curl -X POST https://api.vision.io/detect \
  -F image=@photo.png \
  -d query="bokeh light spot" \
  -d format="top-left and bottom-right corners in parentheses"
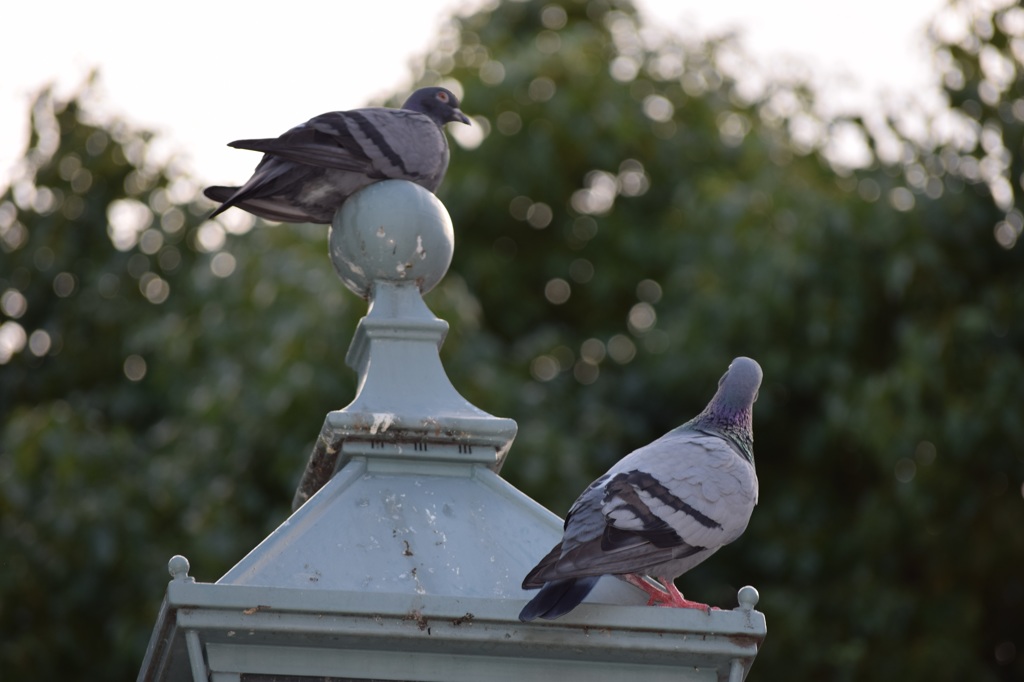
top-left (607, 334), bottom-right (636, 364)
top-left (580, 338), bottom-right (606, 364)
top-left (526, 202), bottom-right (553, 229)
top-left (994, 641), bottom-right (1017, 665)
top-left (610, 56), bottom-right (639, 82)
top-left (994, 220), bottom-right (1020, 248)
top-left (509, 195), bottom-right (533, 221)
top-left (530, 355), bottom-right (560, 382)
top-left (642, 94), bottom-right (674, 123)
top-left (617, 159), bottom-right (649, 196)
top-left (528, 77), bottom-right (556, 102)
top-left (53, 272), bottom-right (76, 298)
top-left (210, 252), bottom-right (237, 278)
top-left (158, 246), bottom-right (182, 272)
top-left (540, 4), bottom-right (567, 30)
top-left (71, 168), bottom-right (93, 194)
top-left (0, 320), bottom-right (28, 363)
top-left (496, 111), bottom-right (522, 135)
top-left (571, 171), bottom-right (617, 215)
top-left (107, 199), bottom-right (153, 251)
top-left (28, 329), bottom-right (51, 356)
top-left (536, 30), bottom-right (561, 55)
top-left (450, 116), bottom-right (489, 149)
top-left (479, 60), bottom-right (506, 85)
top-left (217, 209), bottom-right (254, 236)
top-left (858, 178), bottom-right (881, 202)
top-left (140, 273), bottom-right (170, 304)
top-left (636, 279), bottom-right (662, 303)
top-left (123, 354), bottom-right (147, 381)
top-left (544, 278), bottom-right (571, 304)
top-left (196, 221), bottom-right (226, 252)
top-left (915, 441), bottom-right (937, 465)
top-left (628, 302), bottom-right (656, 333)
top-left (717, 112), bottom-right (750, 147)
top-left (889, 187), bottom-right (916, 212)
top-left (894, 457), bottom-right (917, 483)
top-left (161, 207), bottom-right (186, 234)
top-left (138, 228), bottom-right (164, 255)
top-left (1, 289), bottom-right (28, 318)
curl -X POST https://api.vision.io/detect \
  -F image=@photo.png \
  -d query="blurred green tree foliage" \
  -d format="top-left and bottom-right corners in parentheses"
top-left (1, 1), bottom-right (1022, 680)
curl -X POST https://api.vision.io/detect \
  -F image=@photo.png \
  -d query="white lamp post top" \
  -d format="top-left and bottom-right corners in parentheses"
top-left (138, 181), bottom-right (766, 682)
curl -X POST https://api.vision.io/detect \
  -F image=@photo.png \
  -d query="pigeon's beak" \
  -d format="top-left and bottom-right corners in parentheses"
top-left (452, 109), bottom-right (470, 125)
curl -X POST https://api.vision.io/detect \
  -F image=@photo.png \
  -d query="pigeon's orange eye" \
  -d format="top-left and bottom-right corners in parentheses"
top-left (437, 91), bottom-right (449, 103)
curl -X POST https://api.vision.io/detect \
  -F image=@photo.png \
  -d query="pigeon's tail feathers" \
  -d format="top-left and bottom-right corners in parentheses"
top-left (521, 542), bottom-right (564, 589)
top-left (203, 159), bottom-right (334, 224)
top-left (203, 185), bottom-right (321, 224)
top-left (518, 576), bottom-right (600, 623)
top-left (225, 199), bottom-right (321, 223)
top-left (227, 137), bottom-right (284, 151)
top-left (204, 186), bottom-right (239, 218)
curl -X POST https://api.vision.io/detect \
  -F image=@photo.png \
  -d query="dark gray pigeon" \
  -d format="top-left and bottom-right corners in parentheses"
top-left (203, 87), bottom-right (469, 224)
top-left (519, 357), bottom-right (762, 622)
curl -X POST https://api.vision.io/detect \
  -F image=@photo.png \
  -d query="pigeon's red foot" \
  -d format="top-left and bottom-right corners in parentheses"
top-left (621, 574), bottom-right (714, 613)
top-left (622, 573), bottom-right (667, 604)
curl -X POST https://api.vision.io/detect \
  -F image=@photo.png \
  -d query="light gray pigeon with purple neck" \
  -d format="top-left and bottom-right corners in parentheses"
top-left (519, 356), bottom-right (762, 622)
top-left (203, 86), bottom-right (469, 224)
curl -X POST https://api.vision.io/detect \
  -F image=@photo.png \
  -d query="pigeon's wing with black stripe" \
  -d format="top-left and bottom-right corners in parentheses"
top-left (226, 115), bottom-right (379, 173)
top-left (227, 108), bottom-right (448, 185)
top-left (525, 431), bottom-right (757, 584)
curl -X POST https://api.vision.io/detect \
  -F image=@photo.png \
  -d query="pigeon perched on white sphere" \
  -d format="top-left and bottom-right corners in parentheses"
top-left (204, 87), bottom-right (469, 224)
top-left (519, 356), bottom-right (762, 622)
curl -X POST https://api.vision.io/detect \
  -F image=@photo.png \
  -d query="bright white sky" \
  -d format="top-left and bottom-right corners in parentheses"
top-left (1, 0), bottom-right (949, 190)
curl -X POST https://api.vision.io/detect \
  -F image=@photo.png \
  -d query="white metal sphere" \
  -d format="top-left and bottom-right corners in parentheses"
top-left (329, 180), bottom-right (455, 298)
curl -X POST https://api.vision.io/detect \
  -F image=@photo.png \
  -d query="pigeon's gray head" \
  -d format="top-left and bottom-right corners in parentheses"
top-left (403, 87), bottom-right (471, 126)
top-left (713, 356), bottom-right (762, 412)
top-left (689, 356), bottom-right (762, 460)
